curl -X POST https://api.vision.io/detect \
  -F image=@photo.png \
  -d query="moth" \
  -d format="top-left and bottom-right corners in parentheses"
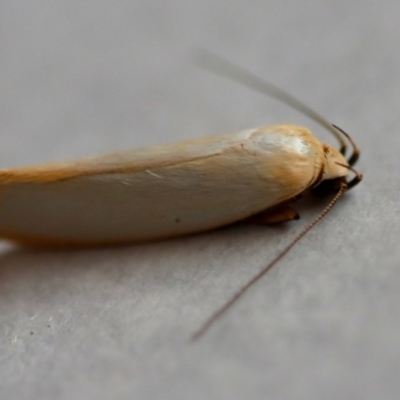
top-left (0, 123), bottom-right (359, 247)
top-left (0, 54), bottom-right (361, 247)
top-left (0, 53), bottom-right (362, 336)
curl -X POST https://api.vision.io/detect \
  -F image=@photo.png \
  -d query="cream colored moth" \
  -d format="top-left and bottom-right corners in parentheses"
top-left (0, 53), bottom-right (361, 247)
top-left (0, 53), bottom-right (362, 336)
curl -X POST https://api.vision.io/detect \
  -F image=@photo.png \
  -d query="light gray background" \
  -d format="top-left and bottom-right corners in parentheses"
top-left (0, 1), bottom-right (398, 399)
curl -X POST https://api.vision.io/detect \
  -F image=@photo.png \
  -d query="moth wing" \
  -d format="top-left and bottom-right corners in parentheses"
top-left (0, 126), bottom-right (321, 246)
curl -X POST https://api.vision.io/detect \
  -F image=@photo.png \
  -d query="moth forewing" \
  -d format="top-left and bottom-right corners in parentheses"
top-left (0, 125), bottom-right (344, 246)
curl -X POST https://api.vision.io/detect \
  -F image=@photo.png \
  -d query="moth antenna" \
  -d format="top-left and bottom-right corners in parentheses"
top-left (196, 49), bottom-right (348, 155)
top-left (332, 124), bottom-right (360, 166)
top-left (191, 183), bottom-right (347, 340)
top-left (335, 162), bottom-right (363, 189)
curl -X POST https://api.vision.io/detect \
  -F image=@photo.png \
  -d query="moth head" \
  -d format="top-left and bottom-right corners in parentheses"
top-left (311, 143), bottom-right (362, 197)
top-left (323, 145), bottom-right (349, 181)
top-left (310, 145), bottom-right (347, 197)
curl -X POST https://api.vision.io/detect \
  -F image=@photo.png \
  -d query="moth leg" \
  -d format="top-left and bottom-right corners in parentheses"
top-left (245, 204), bottom-right (300, 225)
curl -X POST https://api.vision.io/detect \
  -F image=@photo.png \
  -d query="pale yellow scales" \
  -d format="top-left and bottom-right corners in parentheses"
top-left (0, 124), bottom-right (356, 247)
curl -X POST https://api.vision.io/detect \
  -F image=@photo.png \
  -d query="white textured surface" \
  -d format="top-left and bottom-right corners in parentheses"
top-left (0, 1), bottom-right (398, 399)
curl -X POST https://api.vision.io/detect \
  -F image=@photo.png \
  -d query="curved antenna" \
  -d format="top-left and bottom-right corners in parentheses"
top-left (196, 49), bottom-right (348, 156)
top-left (192, 182), bottom-right (347, 340)
top-left (335, 162), bottom-right (363, 189)
top-left (332, 124), bottom-right (360, 166)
